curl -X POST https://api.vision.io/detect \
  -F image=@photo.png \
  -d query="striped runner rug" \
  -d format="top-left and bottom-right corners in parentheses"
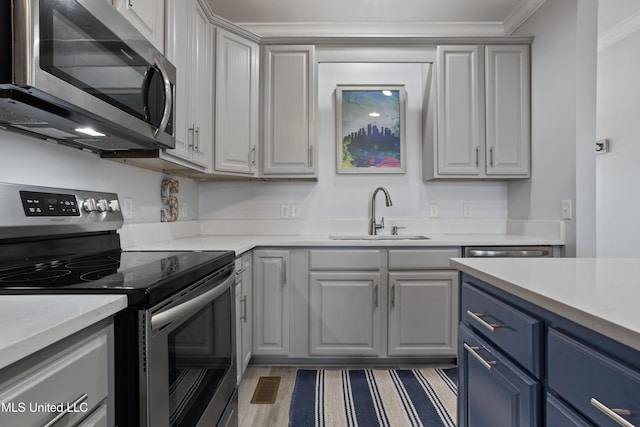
top-left (288, 368), bottom-right (457, 427)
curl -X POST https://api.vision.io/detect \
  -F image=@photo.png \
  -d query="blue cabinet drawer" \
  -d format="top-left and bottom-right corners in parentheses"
top-left (461, 282), bottom-right (542, 376)
top-left (546, 393), bottom-right (594, 427)
top-left (548, 328), bottom-right (640, 427)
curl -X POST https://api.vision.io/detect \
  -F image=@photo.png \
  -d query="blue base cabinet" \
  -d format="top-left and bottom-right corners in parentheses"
top-left (458, 273), bottom-right (640, 427)
top-left (459, 325), bottom-right (540, 427)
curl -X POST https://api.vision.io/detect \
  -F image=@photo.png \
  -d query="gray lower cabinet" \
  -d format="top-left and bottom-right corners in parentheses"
top-left (388, 270), bottom-right (458, 356)
top-left (252, 249), bottom-right (290, 356)
top-left (235, 252), bottom-right (252, 383)
top-left (309, 271), bottom-right (382, 356)
top-left (0, 321), bottom-right (115, 427)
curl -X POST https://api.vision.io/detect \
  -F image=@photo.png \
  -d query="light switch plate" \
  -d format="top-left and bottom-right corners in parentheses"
top-left (463, 203), bottom-right (473, 218)
top-left (429, 204), bottom-right (439, 218)
top-left (280, 204), bottom-right (291, 219)
top-left (561, 200), bottom-right (573, 219)
top-left (122, 198), bottom-right (133, 219)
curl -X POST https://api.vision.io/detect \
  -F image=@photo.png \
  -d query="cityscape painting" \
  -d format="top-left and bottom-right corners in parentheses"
top-left (336, 85), bottom-right (406, 174)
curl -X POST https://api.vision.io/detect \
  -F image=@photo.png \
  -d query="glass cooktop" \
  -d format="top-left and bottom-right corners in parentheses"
top-left (0, 250), bottom-right (235, 307)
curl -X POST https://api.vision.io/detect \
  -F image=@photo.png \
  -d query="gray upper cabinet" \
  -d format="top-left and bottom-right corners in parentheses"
top-left (163, 0), bottom-right (213, 170)
top-left (214, 29), bottom-right (260, 175)
top-left (425, 44), bottom-right (530, 180)
top-left (261, 45), bottom-right (317, 177)
top-left (112, 0), bottom-right (164, 53)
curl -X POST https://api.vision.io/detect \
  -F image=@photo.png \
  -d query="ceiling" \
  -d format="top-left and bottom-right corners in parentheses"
top-left (208, 0), bottom-right (640, 39)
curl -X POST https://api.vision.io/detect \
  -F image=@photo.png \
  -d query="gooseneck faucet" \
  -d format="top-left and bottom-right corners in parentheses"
top-left (368, 187), bottom-right (393, 235)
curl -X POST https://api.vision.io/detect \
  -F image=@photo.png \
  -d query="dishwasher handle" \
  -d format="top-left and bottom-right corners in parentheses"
top-left (464, 247), bottom-right (552, 258)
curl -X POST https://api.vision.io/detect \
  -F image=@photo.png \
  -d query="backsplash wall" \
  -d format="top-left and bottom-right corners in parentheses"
top-left (199, 62), bottom-right (508, 222)
top-left (0, 129), bottom-right (199, 224)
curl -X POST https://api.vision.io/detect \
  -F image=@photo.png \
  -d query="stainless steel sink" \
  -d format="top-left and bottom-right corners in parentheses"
top-left (328, 235), bottom-right (431, 241)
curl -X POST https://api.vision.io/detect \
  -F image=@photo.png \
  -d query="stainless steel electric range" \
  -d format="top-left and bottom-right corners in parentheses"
top-left (0, 182), bottom-right (237, 427)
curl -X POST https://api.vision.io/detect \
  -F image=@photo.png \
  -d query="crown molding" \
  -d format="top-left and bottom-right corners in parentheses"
top-left (503, 0), bottom-right (547, 35)
top-left (598, 9), bottom-right (640, 51)
top-left (237, 21), bottom-right (508, 40)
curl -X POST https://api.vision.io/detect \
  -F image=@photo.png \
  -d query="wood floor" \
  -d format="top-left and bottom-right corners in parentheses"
top-left (238, 367), bottom-right (297, 427)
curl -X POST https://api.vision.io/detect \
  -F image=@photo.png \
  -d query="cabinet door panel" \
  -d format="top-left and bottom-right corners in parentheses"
top-left (458, 325), bottom-right (540, 427)
top-left (215, 30), bottom-right (259, 174)
top-left (388, 271), bottom-right (457, 356)
top-left (253, 251), bottom-right (289, 355)
top-left (546, 394), bottom-right (595, 427)
top-left (262, 46), bottom-right (316, 176)
top-left (436, 45), bottom-right (482, 175)
top-left (485, 45), bottom-right (530, 176)
top-left (115, 0), bottom-right (164, 52)
top-left (309, 272), bottom-right (381, 356)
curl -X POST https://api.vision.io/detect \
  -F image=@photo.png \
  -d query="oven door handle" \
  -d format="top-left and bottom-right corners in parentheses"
top-left (151, 272), bottom-right (234, 331)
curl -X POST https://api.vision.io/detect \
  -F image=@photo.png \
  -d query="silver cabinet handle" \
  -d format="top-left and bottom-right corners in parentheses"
top-left (591, 398), bottom-right (635, 427)
top-left (309, 145), bottom-right (313, 167)
top-left (463, 343), bottom-right (497, 371)
top-left (42, 393), bottom-right (88, 427)
top-left (374, 284), bottom-right (378, 308)
top-left (475, 147), bottom-right (479, 167)
top-left (282, 260), bottom-right (287, 285)
top-left (240, 296), bottom-right (247, 322)
top-left (251, 146), bottom-right (256, 166)
top-left (235, 267), bottom-right (247, 278)
top-left (489, 147), bottom-right (494, 167)
top-left (194, 126), bottom-right (200, 152)
top-left (391, 284), bottom-right (396, 309)
top-left (188, 124), bottom-right (196, 149)
top-left (466, 249), bottom-right (551, 257)
top-left (466, 310), bottom-right (503, 333)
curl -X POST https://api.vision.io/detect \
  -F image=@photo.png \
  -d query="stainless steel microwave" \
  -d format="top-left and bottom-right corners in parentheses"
top-left (0, 0), bottom-right (176, 152)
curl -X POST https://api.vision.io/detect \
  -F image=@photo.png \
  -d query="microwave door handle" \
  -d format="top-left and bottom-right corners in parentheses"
top-left (150, 58), bottom-right (172, 138)
top-left (151, 271), bottom-right (234, 331)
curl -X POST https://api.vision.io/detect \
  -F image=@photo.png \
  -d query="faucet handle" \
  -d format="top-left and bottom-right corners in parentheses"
top-left (391, 226), bottom-right (406, 236)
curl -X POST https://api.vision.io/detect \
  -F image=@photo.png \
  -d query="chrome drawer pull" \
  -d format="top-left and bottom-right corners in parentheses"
top-left (591, 398), bottom-right (635, 427)
top-left (466, 310), bottom-right (503, 332)
top-left (42, 393), bottom-right (88, 427)
top-left (463, 343), bottom-right (497, 371)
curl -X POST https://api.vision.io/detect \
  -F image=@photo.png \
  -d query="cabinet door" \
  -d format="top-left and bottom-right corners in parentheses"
top-left (215, 29), bottom-right (259, 175)
top-left (458, 325), bottom-right (540, 427)
top-left (114, 0), bottom-right (164, 52)
top-left (253, 250), bottom-right (290, 355)
top-left (262, 45), bottom-right (317, 176)
top-left (240, 253), bottom-right (252, 374)
top-left (309, 272), bottom-right (381, 356)
top-left (546, 394), bottom-right (594, 427)
top-left (163, 0), bottom-right (211, 169)
top-left (485, 45), bottom-right (530, 176)
top-left (436, 45), bottom-right (483, 176)
top-left (388, 271), bottom-right (457, 356)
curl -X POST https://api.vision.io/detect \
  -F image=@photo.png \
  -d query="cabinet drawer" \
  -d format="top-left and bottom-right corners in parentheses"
top-left (548, 328), bottom-right (640, 427)
top-left (546, 393), bottom-right (594, 427)
top-left (388, 248), bottom-right (461, 269)
top-left (461, 282), bottom-right (542, 376)
top-left (309, 250), bottom-right (381, 270)
top-left (0, 331), bottom-right (109, 427)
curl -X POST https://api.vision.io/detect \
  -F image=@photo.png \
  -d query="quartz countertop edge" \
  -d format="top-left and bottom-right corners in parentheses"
top-left (124, 233), bottom-right (564, 255)
top-left (450, 258), bottom-right (640, 353)
top-left (0, 294), bottom-right (127, 370)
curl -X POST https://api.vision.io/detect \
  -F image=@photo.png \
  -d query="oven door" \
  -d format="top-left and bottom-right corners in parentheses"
top-left (142, 266), bottom-right (236, 427)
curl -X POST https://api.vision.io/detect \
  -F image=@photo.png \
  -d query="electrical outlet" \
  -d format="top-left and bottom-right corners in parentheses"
top-left (561, 200), bottom-right (573, 219)
top-left (291, 204), bottom-right (302, 219)
top-left (429, 204), bottom-right (439, 218)
top-left (463, 203), bottom-right (473, 218)
top-left (181, 202), bottom-right (188, 218)
top-left (280, 204), bottom-right (291, 219)
top-left (122, 197), bottom-right (134, 219)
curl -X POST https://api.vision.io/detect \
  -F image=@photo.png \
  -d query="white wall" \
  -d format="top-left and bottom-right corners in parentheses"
top-left (509, 0), bottom-right (597, 257)
top-left (0, 129), bottom-right (199, 224)
top-left (199, 61), bottom-right (508, 222)
top-left (596, 28), bottom-right (640, 257)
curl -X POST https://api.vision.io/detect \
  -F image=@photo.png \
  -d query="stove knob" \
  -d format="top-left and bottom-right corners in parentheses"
top-left (108, 200), bottom-right (120, 212)
top-left (96, 199), bottom-right (108, 212)
top-left (83, 198), bottom-right (97, 212)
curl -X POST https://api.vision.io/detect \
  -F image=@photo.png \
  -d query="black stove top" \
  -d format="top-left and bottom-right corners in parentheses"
top-left (0, 249), bottom-right (235, 307)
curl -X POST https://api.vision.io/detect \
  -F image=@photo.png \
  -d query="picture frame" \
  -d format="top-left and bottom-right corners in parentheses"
top-left (335, 85), bottom-right (406, 174)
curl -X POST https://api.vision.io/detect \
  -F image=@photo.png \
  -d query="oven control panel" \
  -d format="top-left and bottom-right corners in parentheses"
top-left (20, 191), bottom-right (80, 217)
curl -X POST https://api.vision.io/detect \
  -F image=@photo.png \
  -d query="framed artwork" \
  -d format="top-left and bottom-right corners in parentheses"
top-left (335, 85), bottom-right (406, 174)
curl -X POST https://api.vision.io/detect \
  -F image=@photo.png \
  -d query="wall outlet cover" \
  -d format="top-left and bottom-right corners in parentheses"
top-left (280, 204), bottom-right (291, 219)
top-left (463, 203), bottom-right (473, 218)
top-left (429, 204), bottom-right (439, 218)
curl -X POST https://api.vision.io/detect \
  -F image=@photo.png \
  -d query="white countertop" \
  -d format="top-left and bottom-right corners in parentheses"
top-left (450, 258), bottom-right (640, 353)
top-left (126, 233), bottom-right (564, 255)
top-left (0, 294), bottom-right (127, 370)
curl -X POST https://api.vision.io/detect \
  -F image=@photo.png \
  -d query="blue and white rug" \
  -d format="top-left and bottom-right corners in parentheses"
top-left (288, 368), bottom-right (457, 427)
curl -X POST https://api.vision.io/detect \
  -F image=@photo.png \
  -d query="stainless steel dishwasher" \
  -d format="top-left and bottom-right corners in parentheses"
top-left (463, 246), bottom-right (554, 258)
